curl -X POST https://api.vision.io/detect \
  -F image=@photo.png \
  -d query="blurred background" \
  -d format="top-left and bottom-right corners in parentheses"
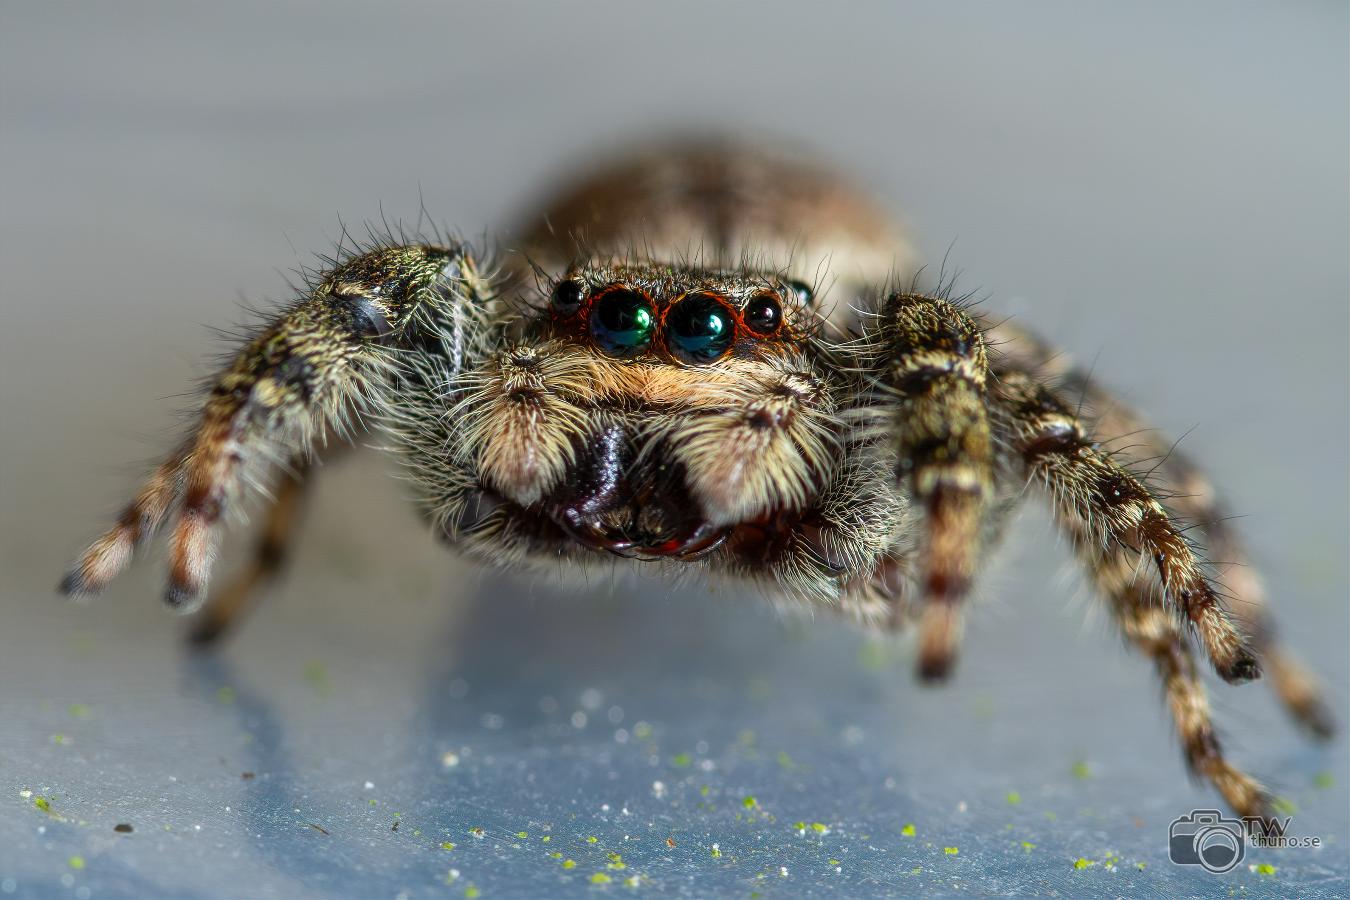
top-left (1, 2), bottom-right (1346, 897)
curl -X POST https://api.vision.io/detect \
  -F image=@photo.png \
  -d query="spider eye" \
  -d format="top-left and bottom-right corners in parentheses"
top-left (589, 288), bottom-right (655, 357)
top-left (784, 279), bottom-right (814, 306)
top-left (666, 293), bottom-right (735, 363)
top-left (744, 294), bottom-right (782, 335)
top-left (551, 279), bottom-right (585, 315)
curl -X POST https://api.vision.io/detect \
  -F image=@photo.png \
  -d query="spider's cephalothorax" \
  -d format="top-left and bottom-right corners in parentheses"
top-left (61, 141), bottom-right (1331, 827)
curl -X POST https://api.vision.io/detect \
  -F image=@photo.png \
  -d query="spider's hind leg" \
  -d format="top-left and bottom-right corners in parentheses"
top-left (991, 322), bottom-right (1332, 736)
top-left (187, 454), bottom-right (315, 646)
top-left (994, 368), bottom-right (1260, 684)
top-left (1096, 540), bottom-right (1272, 822)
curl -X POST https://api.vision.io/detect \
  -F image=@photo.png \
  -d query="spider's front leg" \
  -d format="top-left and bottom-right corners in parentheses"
top-left (862, 293), bottom-right (995, 680)
top-left (60, 241), bottom-right (491, 612)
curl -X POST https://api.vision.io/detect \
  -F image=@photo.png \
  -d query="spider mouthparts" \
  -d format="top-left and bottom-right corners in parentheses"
top-left (547, 504), bottom-right (727, 560)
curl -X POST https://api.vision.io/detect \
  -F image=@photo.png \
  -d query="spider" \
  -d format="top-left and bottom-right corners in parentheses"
top-left (60, 140), bottom-right (1330, 824)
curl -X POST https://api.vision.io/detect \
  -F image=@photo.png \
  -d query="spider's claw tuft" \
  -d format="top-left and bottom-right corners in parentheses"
top-left (57, 569), bottom-right (92, 597)
top-left (163, 580), bottom-right (203, 613)
top-left (915, 603), bottom-right (961, 683)
top-left (1216, 650), bottom-right (1262, 685)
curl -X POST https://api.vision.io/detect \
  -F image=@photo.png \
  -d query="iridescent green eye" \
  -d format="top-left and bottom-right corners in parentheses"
top-left (666, 293), bottom-right (734, 363)
top-left (784, 279), bottom-right (814, 306)
top-left (588, 288), bottom-right (655, 357)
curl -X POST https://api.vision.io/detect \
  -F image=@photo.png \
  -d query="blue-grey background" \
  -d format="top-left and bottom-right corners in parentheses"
top-left (1, 1), bottom-right (1346, 897)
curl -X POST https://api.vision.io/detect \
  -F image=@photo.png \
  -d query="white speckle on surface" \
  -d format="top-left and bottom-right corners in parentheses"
top-left (607, 705), bottom-right (624, 724)
top-left (60, 875), bottom-right (74, 888)
top-left (441, 751), bottom-right (460, 768)
top-left (571, 711), bottom-right (587, 729)
top-left (614, 728), bottom-right (629, 743)
top-left (17, 790), bottom-right (31, 800)
top-left (957, 801), bottom-right (968, 814)
top-left (601, 803), bottom-right (610, 812)
top-left (651, 781), bottom-right (666, 799)
top-left (580, 688), bottom-right (603, 711)
top-left (364, 781), bottom-right (374, 790)
top-left (780, 867), bottom-right (789, 878)
top-left (480, 713), bottom-right (504, 730)
top-left (695, 740), bottom-right (709, 754)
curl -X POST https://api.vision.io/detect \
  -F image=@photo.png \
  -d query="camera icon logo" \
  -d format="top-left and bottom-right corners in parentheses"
top-left (1169, 809), bottom-right (1246, 873)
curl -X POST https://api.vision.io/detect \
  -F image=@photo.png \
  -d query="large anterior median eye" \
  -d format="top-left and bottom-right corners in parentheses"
top-left (666, 292), bottom-right (735, 363)
top-left (589, 288), bottom-right (655, 357)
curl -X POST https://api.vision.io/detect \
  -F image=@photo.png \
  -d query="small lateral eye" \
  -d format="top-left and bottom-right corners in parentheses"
top-left (744, 293), bottom-right (782, 335)
top-left (666, 292), bottom-right (735, 363)
top-left (551, 279), bottom-right (586, 315)
top-left (589, 288), bottom-right (655, 357)
top-left (784, 279), bottom-right (814, 306)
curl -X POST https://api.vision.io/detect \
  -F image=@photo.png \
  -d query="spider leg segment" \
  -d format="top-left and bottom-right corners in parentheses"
top-left (60, 242), bottom-right (488, 611)
top-left (1080, 395), bottom-right (1334, 738)
top-left (988, 320), bottom-right (1331, 735)
top-left (186, 455), bottom-right (313, 646)
top-left (867, 294), bottom-right (994, 680)
top-left (1096, 541), bottom-right (1272, 822)
top-left (994, 368), bottom-right (1260, 684)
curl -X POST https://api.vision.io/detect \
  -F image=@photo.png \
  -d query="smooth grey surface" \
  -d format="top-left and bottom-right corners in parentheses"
top-left (1, 2), bottom-right (1347, 898)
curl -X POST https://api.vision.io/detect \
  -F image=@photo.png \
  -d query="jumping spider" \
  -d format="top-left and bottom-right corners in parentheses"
top-left (61, 141), bottom-right (1330, 824)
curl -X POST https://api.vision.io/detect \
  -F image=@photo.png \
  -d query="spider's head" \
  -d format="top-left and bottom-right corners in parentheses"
top-left (448, 260), bottom-right (843, 567)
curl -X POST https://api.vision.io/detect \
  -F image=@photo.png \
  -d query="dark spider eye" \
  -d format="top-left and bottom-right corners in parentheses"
top-left (666, 292), bottom-right (735, 363)
top-left (784, 279), bottom-right (814, 306)
top-left (551, 279), bottom-right (585, 315)
top-left (744, 294), bottom-right (782, 335)
top-left (589, 288), bottom-right (655, 357)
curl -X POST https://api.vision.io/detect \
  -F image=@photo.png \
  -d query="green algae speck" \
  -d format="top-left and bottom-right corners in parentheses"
top-left (901, 823), bottom-right (915, 837)
top-left (590, 872), bottom-right (612, 884)
top-left (943, 847), bottom-right (958, 856)
top-left (1005, 791), bottom-right (1021, 805)
top-left (1073, 857), bottom-right (1094, 870)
